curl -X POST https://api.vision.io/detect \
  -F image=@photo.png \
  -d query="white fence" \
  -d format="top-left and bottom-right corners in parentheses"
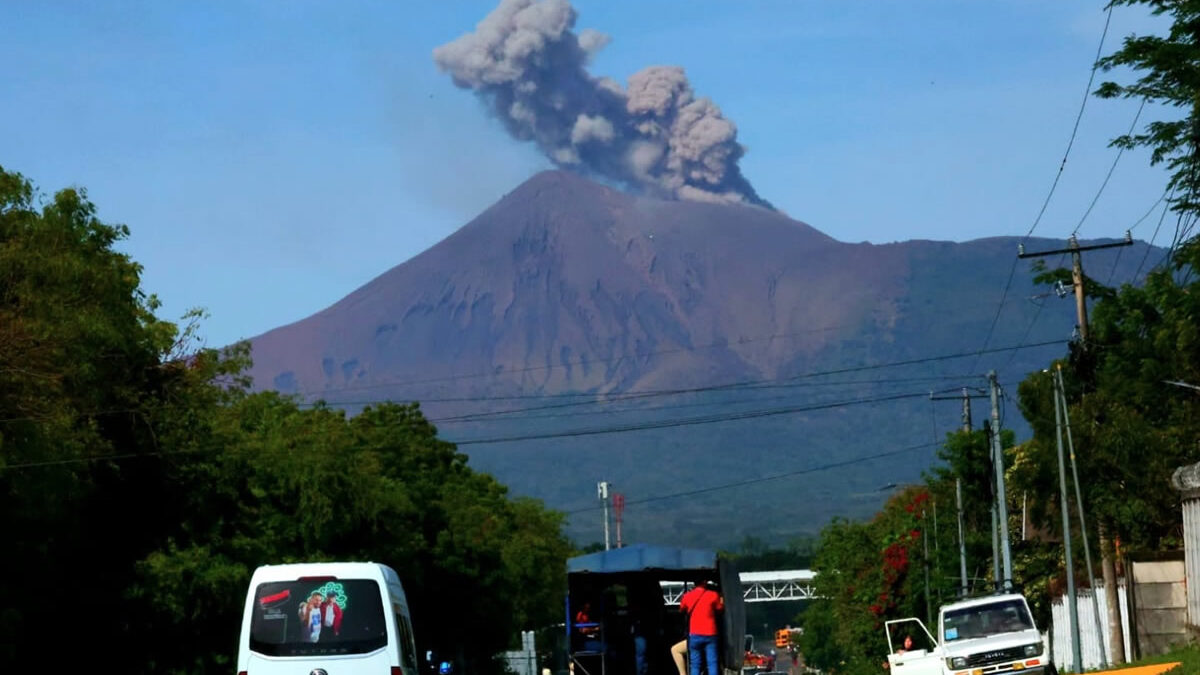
top-left (503, 630), bottom-right (538, 675)
top-left (1049, 582), bottom-right (1131, 672)
top-left (1183, 498), bottom-right (1200, 627)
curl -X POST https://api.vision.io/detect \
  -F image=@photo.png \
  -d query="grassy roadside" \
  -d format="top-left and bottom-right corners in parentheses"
top-left (1104, 644), bottom-right (1200, 674)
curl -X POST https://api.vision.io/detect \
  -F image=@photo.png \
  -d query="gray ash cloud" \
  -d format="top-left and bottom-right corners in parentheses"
top-left (433, 0), bottom-right (772, 209)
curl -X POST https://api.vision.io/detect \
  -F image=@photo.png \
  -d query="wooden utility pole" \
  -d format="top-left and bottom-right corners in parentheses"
top-left (1017, 232), bottom-right (1132, 344)
top-left (1019, 232), bottom-right (1132, 664)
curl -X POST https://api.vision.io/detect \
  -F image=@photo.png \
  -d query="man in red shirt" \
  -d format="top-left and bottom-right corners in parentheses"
top-left (679, 581), bottom-right (724, 675)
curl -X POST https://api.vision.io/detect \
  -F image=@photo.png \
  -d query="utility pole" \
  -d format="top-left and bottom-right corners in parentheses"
top-left (597, 481), bottom-right (611, 551)
top-left (958, 389), bottom-right (969, 596)
top-left (931, 387), bottom-right (988, 597)
top-left (1020, 232), bottom-right (1132, 663)
top-left (923, 504), bottom-right (932, 625)
top-left (1057, 366), bottom-right (1108, 668)
top-left (1054, 381), bottom-right (1082, 673)
top-left (613, 492), bottom-right (625, 549)
top-left (988, 371), bottom-right (1013, 591)
top-left (984, 419), bottom-right (1001, 591)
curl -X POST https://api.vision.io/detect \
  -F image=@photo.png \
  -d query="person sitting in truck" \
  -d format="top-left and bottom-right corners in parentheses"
top-left (670, 639), bottom-right (688, 675)
top-left (894, 634), bottom-right (914, 654)
top-left (574, 600), bottom-right (604, 655)
top-left (575, 601), bottom-right (600, 637)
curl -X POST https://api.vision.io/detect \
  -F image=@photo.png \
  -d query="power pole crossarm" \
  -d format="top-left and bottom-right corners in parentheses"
top-left (1017, 233), bottom-right (1133, 343)
top-left (1016, 232), bottom-right (1134, 259)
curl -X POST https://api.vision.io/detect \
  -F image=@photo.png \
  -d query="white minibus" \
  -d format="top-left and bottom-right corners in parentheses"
top-left (237, 561), bottom-right (420, 675)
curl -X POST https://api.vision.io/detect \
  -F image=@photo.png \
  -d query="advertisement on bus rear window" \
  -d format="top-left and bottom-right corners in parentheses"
top-left (250, 579), bottom-right (388, 657)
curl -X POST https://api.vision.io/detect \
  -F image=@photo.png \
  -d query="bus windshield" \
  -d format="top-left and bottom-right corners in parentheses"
top-left (249, 578), bottom-right (388, 656)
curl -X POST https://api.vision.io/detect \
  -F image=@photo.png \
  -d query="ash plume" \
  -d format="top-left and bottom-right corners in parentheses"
top-left (433, 0), bottom-right (772, 209)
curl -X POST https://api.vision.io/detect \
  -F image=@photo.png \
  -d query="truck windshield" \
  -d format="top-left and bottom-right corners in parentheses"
top-left (943, 599), bottom-right (1034, 642)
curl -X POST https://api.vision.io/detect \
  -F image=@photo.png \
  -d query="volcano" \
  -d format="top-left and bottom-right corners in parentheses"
top-left (246, 170), bottom-right (1159, 547)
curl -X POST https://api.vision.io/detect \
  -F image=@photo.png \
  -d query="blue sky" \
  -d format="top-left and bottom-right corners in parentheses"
top-left (0, 1), bottom-right (1173, 348)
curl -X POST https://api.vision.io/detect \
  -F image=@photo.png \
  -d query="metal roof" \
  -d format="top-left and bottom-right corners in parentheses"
top-left (566, 543), bottom-right (719, 574)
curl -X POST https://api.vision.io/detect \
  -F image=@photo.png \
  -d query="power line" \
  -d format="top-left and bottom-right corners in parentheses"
top-left (1006, 199), bottom-right (1168, 366)
top-left (1001, 185), bottom-right (1162, 372)
top-left (971, 1), bottom-right (1115, 373)
top-left (449, 390), bottom-right (932, 446)
top-left (305, 340), bottom-right (1063, 421)
top-left (426, 374), bottom-right (980, 424)
top-left (1073, 98), bottom-right (1147, 237)
top-left (1133, 198), bottom-right (1174, 281)
top-left (1109, 190), bottom-right (1168, 285)
top-left (565, 441), bottom-right (941, 515)
top-left (1029, 0), bottom-right (1115, 240)
top-left (301, 368), bottom-right (1027, 410)
top-left (0, 446), bottom-right (208, 471)
top-left (291, 292), bottom-right (1053, 404)
top-left (0, 342), bottom-right (1064, 431)
top-left (4, 390), bottom-right (938, 468)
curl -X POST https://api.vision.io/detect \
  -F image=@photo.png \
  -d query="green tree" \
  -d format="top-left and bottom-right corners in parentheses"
top-left (926, 427), bottom-right (1017, 591)
top-left (0, 165), bottom-right (576, 673)
top-left (0, 165), bottom-right (196, 660)
top-left (1097, 0), bottom-right (1200, 224)
top-left (131, 397), bottom-right (574, 674)
top-left (1013, 241), bottom-right (1200, 555)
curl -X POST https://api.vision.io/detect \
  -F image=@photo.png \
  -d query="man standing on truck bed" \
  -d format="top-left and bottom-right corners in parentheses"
top-left (679, 581), bottom-right (724, 675)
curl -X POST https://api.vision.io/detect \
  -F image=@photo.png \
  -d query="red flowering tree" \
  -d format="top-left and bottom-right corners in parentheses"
top-left (804, 485), bottom-right (930, 672)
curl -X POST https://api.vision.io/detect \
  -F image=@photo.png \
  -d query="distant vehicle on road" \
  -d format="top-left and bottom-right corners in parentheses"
top-left (237, 561), bottom-right (421, 675)
top-left (742, 635), bottom-right (776, 673)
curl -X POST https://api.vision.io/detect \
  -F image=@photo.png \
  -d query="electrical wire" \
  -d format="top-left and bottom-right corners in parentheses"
top-left (1073, 98), bottom-right (1146, 237)
top-left (0, 392), bottom-right (938, 470)
top-left (309, 372), bottom-right (981, 414)
top-left (564, 441), bottom-right (942, 515)
top-left (1134, 199), bottom-right (1175, 281)
top-left (299, 340), bottom-right (1063, 421)
top-left (427, 374), bottom-right (979, 425)
top-left (0, 446), bottom-right (210, 471)
top-left (971, 1), bottom-right (1115, 373)
top-left (292, 294), bottom-right (1050, 404)
top-left (449, 390), bottom-right (932, 446)
top-left (1108, 190), bottom-right (1169, 285)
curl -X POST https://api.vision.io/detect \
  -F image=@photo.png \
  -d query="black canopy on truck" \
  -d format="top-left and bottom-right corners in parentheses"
top-left (566, 544), bottom-right (745, 675)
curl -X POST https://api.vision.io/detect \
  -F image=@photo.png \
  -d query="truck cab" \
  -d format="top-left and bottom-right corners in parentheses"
top-left (886, 593), bottom-right (1053, 675)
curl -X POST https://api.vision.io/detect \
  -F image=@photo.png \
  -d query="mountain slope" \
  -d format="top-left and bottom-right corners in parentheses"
top-left (246, 170), bottom-right (1161, 547)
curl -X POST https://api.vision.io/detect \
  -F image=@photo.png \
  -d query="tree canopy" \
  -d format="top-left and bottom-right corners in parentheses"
top-left (0, 166), bottom-right (574, 673)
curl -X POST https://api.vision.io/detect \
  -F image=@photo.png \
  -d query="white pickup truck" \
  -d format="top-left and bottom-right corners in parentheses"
top-left (885, 593), bottom-right (1055, 675)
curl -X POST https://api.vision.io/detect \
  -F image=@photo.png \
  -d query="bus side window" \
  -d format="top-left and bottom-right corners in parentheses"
top-left (395, 605), bottom-right (417, 672)
top-left (402, 616), bottom-right (418, 670)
